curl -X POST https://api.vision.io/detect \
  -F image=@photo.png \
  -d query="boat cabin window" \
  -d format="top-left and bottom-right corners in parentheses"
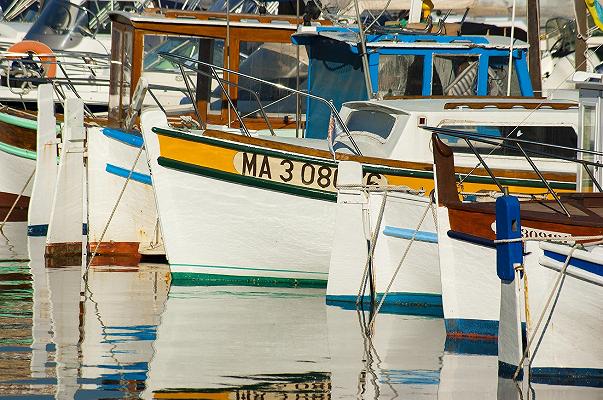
top-left (580, 106), bottom-right (597, 191)
top-left (143, 35), bottom-right (225, 114)
top-left (440, 125), bottom-right (577, 159)
top-left (487, 56), bottom-right (521, 96)
top-left (108, 27), bottom-right (133, 123)
top-left (378, 55), bottom-right (424, 97)
top-left (432, 55), bottom-right (479, 96)
top-left (220, 41), bottom-right (309, 116)
top-left (346, 109), bottom-right (397, 140)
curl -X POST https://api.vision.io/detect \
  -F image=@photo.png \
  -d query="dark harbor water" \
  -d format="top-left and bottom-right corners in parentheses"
top-left (0, 244), bottom-right (601, 398)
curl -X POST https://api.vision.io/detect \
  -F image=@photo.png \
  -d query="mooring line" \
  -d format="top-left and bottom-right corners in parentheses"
top-left (0, 168), bottom-right (35, 233)
top-left (84, 145), bottom-right (144, 281)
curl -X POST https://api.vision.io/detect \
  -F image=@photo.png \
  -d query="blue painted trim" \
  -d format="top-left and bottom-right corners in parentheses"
top-left (27, 224), bottom-right (48, 237)
top-left (476, 54), bottom-right (489, 96)
top-left (447, 230), bottom-right (495, 248)
top-left (28, 223), bottom-right (86, 236)
top-left (544, 250), bottom-right (603, 277)
top-left (444, 337), bottom-right (498, 356)
top-left (422, 53), bottom-right (433, 96)
top-left (102, 128), bottom-right (144, 148)
top-left (383, 226), bottom-right (438, 243)
top-left (368, 52), bottom-right (379, 93)
top-left (105, 164), bottom-right (152, 186)
top-left (498, 361), bottom-right (523, 380)
top-left (445, 318), bottom-right (499, 338)
top-left (326, 292), bottom-right (443, 317)
top-left (515, 55), bottom-right (534, 96)
top-left (531, 367), bottom-right (603, 388)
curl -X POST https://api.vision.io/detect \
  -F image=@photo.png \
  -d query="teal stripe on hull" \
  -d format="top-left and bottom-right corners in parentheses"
top-left (0, 141), bottom-right (36, 160)
top-left (171, 271), bottom-right (327, 288)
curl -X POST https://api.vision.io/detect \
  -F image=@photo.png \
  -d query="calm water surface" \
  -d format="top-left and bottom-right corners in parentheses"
top-left (0, 242), bottom-right (600, 398)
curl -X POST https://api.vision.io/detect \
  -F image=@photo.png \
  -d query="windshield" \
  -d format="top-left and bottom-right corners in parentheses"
top-left (24, 0), bottom-right (141, 50)
top-left (208, 0), bottom-right (262, 13)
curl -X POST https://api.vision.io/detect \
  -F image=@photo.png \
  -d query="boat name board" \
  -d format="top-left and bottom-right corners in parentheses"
top-left (233, 151), bottom-right (388, 192)
top-left (491, 222), bottom-right (572, 240)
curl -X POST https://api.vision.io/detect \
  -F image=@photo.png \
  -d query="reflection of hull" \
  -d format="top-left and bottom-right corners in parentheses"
top-left (0, 221), bottom-right (28, 260)
top-left (79, 264), bottom-right (170, 397)
top-left (326, 307), bottom-right (445, 399)
top-left (439, 351), bottom-right (603, 398)
top-left (143, 286), bottom-right (330, 397)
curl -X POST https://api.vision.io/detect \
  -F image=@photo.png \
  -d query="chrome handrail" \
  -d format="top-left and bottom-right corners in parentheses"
top-left (426, 126), bottom-right (603, 217)
top-left (159, 51), bottom-right (363, 156)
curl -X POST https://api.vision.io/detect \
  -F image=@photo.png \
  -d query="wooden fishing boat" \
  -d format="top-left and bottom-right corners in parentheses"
top-left (433, 130), bottom-right (603, 344)
top-left (2, 9), bottom-right (325, 264)
top-left (141, 92), bottom-right (580, 288)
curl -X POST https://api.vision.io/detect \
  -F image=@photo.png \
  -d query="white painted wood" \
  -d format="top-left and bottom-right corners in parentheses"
top-left (327, 161), bottom-right (368, 297)
top-left (46, 98), bottom-right (85, 246)
top-left (28, 84), bottom-right (58, 232)
top-left (409, 0), bottom-right (423, 23)
top-left (526, 241), bottom-right (603, 373)
top-left (86, 126), bottom-right (161, 254)
top-left (497, 270), bottom-right (523, 373)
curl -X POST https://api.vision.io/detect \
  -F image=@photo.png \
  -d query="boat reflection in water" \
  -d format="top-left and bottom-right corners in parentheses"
top-left (143, 284), bottom-right (444, 399)
top-left (1, 245), bottom-right (600, 398)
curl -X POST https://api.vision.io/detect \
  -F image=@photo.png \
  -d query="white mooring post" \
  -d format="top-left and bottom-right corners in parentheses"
top-left (326, 161), bottom-right (370, 305)
top-left (27, 84), bottom-right (58, 261)
top-left (45, 98), bottom-right (86, 267)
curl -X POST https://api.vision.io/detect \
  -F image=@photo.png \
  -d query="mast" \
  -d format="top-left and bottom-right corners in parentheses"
top-left (527, 0), bottom-right (542, 95)
top-left (353, 0), bottom-right (374, 99)
top-left (575, 0), bottom-right (587, 72)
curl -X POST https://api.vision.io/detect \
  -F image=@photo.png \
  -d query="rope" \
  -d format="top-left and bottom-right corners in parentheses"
top-left (494, 235), bottom-right (603, 244)
top-left (511, 239), bottom-right (603, 380)
top-left (514, 264), bottom-right (532, 337)
top-left (356, 190), bottom-right (388, 305)
top-left (0, 168), bottom-right (35, 233)
top-left (369, 200), bottom-right (435, 328)
top-left (83, 144), bottom-right (144, 281)
top-left (337, 183), bottom-right (424, 195)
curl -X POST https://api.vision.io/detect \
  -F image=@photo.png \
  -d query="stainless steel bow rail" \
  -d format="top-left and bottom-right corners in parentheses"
top-left (1, 55), bottom-right (188, 117)
top-left (425, 125), bottom-right (603, 217)
top-left (158, 51), bottom-right (363, 156)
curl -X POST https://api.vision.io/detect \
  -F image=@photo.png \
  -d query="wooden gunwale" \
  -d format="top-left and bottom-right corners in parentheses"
top-left (202, 128), bottom-right (575, 182)
top-left (432, 134), bottom-right (603, 239)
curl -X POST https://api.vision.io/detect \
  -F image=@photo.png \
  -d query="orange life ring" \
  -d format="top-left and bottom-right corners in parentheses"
top-left (6, 40), bottom-right (57, 79)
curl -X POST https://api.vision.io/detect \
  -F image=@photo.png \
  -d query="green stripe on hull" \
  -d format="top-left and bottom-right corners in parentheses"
top-left (154, 127), bottom-right (576, 191)
top-left (158, 156), bottom-right (338, 202)
top-left (0, 141), bottom-right (36, 160)
top-left (171, 271), bottom-right (327, 288)
top-left (0, 112), bottom-right (38, 131)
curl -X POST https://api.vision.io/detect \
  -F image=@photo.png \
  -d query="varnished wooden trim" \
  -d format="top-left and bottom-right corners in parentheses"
top-left (443, 102), bottom-right (576, 110)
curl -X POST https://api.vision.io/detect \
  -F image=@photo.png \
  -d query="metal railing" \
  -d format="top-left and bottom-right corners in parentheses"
top-left (425, 125), bottom-right (603, 217)
top-left (159, 51), bottom-right (363, 156)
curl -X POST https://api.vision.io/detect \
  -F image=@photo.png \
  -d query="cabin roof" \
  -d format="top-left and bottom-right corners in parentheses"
top-left (294, 27), bottom-right (529, 50)
top-left (343, 97), bottom-right (578, 114)
top-left (109, 10), bottom-right (321, 30)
